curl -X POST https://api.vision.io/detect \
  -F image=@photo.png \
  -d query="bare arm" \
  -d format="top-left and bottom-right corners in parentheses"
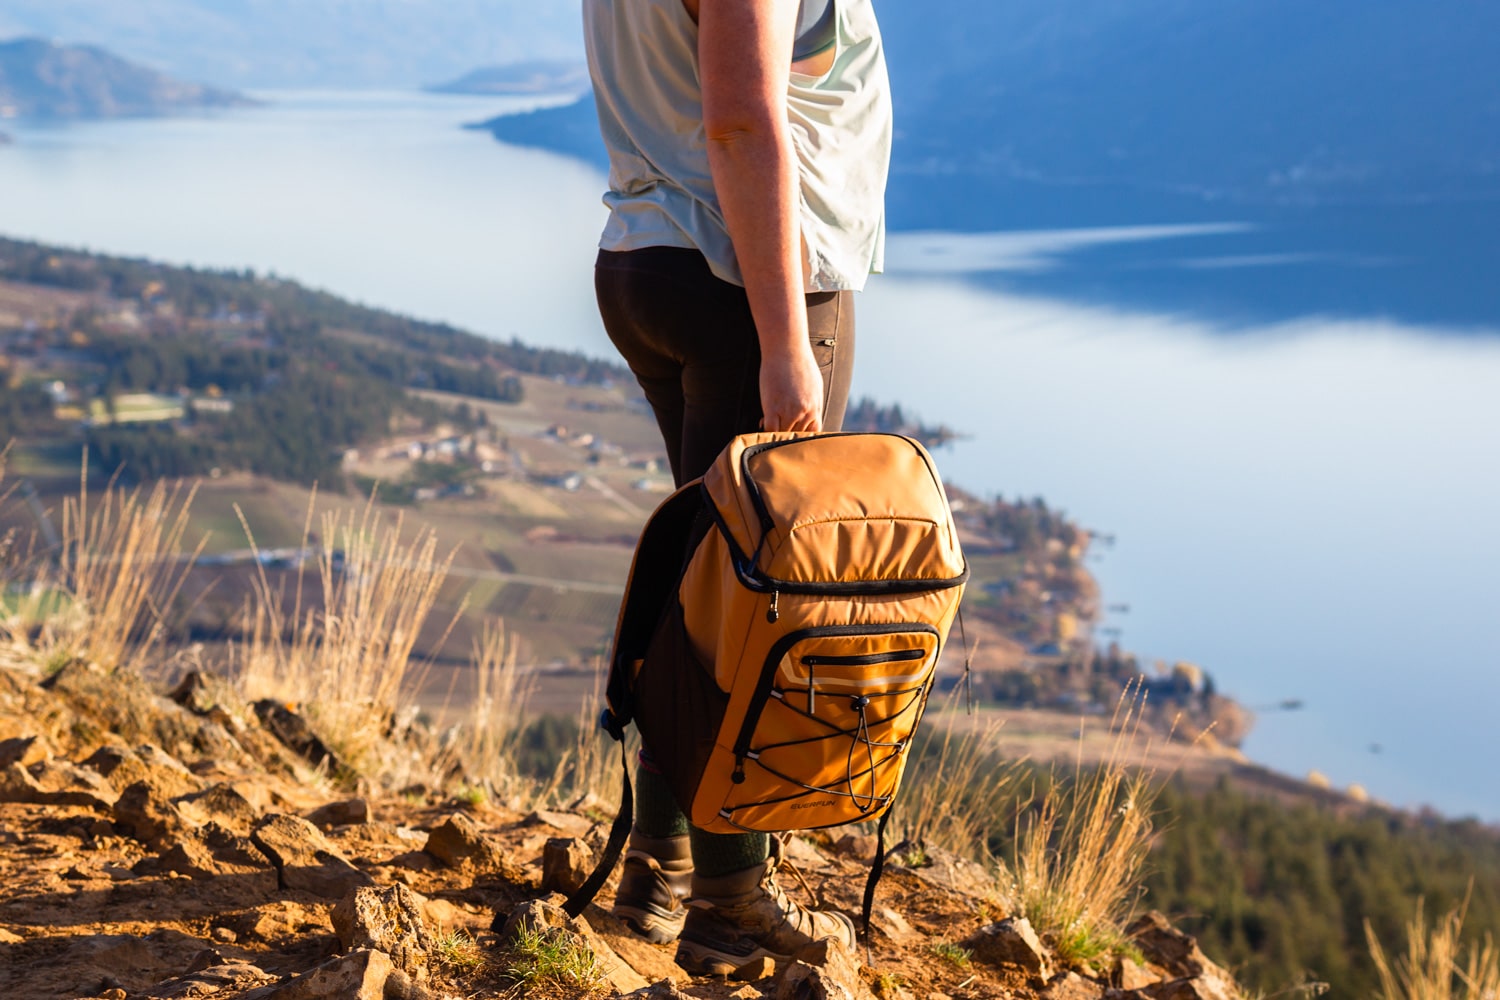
top-left (696, 0), bottom-right (823, 432)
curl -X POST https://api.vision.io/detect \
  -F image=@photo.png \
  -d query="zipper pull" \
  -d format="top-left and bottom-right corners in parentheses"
top-left (808, 660), bottom-right (816, 715)
top-left (732, 757), bottom-right (747, 784)
top-left (766, 589), bottom-right (779, 623)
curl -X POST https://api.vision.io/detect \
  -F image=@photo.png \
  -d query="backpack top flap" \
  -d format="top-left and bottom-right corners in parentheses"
top-left (703, 431), bottom-right (967, 591)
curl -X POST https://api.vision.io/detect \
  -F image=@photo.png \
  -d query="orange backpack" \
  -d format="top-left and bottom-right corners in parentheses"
top-left (563, 432), bottom-right (968, 926)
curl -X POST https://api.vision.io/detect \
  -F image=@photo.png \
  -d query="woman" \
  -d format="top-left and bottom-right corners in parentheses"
top-left (583, 0), bottom-right (892, 975)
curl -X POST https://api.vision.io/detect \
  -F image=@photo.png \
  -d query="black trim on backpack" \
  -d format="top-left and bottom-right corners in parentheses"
top-left (861, 807), bottom-right (892, 958)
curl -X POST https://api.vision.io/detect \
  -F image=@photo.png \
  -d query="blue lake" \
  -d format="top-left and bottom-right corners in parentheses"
top-left (2, 90), bottom-right (1497, 820)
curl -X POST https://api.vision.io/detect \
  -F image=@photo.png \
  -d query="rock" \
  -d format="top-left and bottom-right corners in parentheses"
top-left (0, 759), bottom-right (118, 810)
top-left (333, 884), bottom-right (435, 979)
top-left (736, 956), bottom-right (778, 981)
top-left (782, 834), bottom-right (829, 868)
top-left (1127, 913), bottom-right (1207, 978)
top-left (0, 735), bottom-right (50, 769)
top-left (252, 699), bottom-right (342, 771)
top-left (142, 830), bottom-right (268, 880)
top-left (242, 948), bottom-right (394, 1000)
top-left (424, 812), bottom-right (505, 870)
top-left (1127, 914), bottom-right (1240, 1000)
top-left (391, 850), bottom-right (440, 872)
top-left (495, 898), bottom-right (570, 943)
top-left (383, 968), bottom-right (442, 1000)
top-left (251, 814), bottom-right (374, 898)
top-left (167, 670), bottom-right (236, 715)
top-left (569, 919), bottom-right (650, 994)
top-left (541, 837), bottom-right (593, 893)
top-left (776, 936), bottom-right (874, 999)
top-left (176, 783), bottom-right (262, 834)
top-left (139, 837), bottom-right (219, 878)
top-left (308, 798), bottom-right (370, 828)
top-left (1115, 956), bottom-right (1158, 990)
top-left (421, 898), bottom-right (478, 933)
top-left (224, 901), bottom-right (325, 945)
top-left (44, 660), bottom-right (204, 758)
top-left (494, 896), bottom-right (648, 993)
top-left (624, 981), bottom-right (696, 1000)
top-left (524, 809), bottom-right (594, 837)
top-left (963, 917), bottom-right (1052, 980)
top-left (1047, 971), bottom-right (1107, 1000)
top-left (833, 833), bottom-right (878, 859)
top-left (869, 906), bottom-right (917, 945)
top-left (1142, 979), bottom-right (1239, 1000)
top-left (144, 961), bottom-right (278, 999)
top-left (114, 778), bottom-right (189, 845)
top-left (202, 821), bottom-right (268, 866)
top-left (191, 715), bottom-right (257, 767)
top-left (82, 744), bottom-right (201, 799)
top-left (906, 843), bottom-right (994, 898)
top-left (584, 908), bottom-right (687, 983)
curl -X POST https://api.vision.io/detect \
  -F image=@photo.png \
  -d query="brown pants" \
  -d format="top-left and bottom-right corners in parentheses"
top-left (595, 246), bottom-right (855, 486)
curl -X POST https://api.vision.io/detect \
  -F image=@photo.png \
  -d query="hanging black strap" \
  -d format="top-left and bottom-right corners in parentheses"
top-left (859, 808), bottom-right (892, 961)
top-left (955, 605), bottom-right (975, 714)
top-left (562, 723), bottom-right (634, 920)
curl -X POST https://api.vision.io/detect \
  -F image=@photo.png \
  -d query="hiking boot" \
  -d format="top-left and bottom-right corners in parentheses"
top-left (674, 838), bottom-right (856, 977)
top-left (612, 830), bottom-right (693, 943)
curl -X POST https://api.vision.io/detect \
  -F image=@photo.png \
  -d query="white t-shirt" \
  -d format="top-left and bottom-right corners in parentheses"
top-left (583, 0), bottom-right (893, 292)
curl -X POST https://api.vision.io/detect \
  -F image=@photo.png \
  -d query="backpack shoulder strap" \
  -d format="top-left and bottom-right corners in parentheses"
top-left (551, 481), bottom-right (704, 921)
top-left (602, 480), bottom-right (705, 729)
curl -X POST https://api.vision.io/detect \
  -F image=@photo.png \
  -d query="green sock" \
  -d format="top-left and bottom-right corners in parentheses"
top-left (633, 756), bottom-right (766, 874)
top-left (689, 828), bottom-right (769, 879)
top-left (634, 762), bottom-right (689, 838)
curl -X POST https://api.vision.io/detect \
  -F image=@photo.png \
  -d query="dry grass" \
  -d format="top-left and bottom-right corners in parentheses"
top-left (555, 663), bottom-right (629, 812)
top-left (898, 693), bottom-right (1024, 862)
top-left (0, 460), bottom-right (204, 676)
top-left (233, 497), bottom-right (457, 784)
top-left (435, 621), bottom-right (538, 804)
top-left (1367, 894), bottom-right (1499, 1000)
top-left (999, 687), bottom-right (1163, 967)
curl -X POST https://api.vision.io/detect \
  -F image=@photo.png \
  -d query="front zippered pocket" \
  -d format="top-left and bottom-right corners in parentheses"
top-left (732, 623), bottom-right (937, 760)
top-left (796, 647), bottom-right (928, 713)
top-left (719, 623), bottom-right (939, 831)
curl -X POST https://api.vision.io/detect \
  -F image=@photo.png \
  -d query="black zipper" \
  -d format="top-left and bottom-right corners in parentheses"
top-left (708, 432), bottom-right (968, 596)
top-left (705, 483), bottom-right (969, 598)
top-left (802, 649), bottom-right (927, 668)
top-left (739, 432), bottom-right (934, 543)
top-left (731, 622), bottom-right (939, 763)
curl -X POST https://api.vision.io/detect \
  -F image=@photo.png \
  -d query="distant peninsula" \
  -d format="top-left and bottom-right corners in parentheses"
top-left (467, 93), bottom-right (606, 168)
top-left (428, 59), bottom-right (589, 98)
top-left (0, 37), bottom-right (254, 120)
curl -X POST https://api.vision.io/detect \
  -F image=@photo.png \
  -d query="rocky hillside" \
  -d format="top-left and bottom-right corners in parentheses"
top-left (0, 661), bottom-right (1244, 1000)
top-left (0, 37), bottom-right (251, 119)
